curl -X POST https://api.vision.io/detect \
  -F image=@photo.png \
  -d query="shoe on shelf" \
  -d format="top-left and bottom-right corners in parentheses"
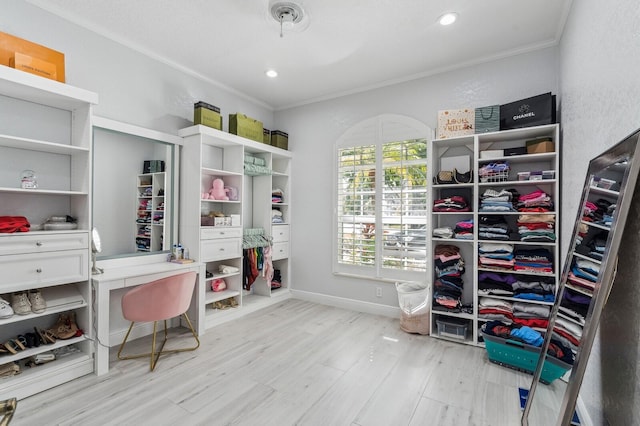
top-left (0, 362), bottom-right (20, 378)
top-left (28, 289), bottom-right (46, 314)
top-left (11, 292), bottom-right (31, 315)
top-left (0, 297), bottom-right (14, 319)
top-left (34, 327), bottom-right (56, 345)
top-left (49, 312), bottom-right (79, 340)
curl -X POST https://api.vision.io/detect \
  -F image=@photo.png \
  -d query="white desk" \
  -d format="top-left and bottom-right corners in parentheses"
top-left (92, 261), bottom-right (203, 376)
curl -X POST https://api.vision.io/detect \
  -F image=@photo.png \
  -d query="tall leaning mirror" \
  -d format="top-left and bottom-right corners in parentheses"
top-left (92, 117), bottom-right (181, 260)
top-left (523, 128), bottom-right (640, 425)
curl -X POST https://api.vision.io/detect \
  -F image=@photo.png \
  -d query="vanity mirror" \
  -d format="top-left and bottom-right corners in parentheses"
top-left (523, 128), bottom-right (640, 425)
top-left (92, 117), bottom-right (181, 260)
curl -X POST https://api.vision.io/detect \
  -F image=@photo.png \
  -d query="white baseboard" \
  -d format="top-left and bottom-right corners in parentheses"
top-left (575, 395), bottom-right (592, 426)
top-left (291, 289), bottom-right (401, 318)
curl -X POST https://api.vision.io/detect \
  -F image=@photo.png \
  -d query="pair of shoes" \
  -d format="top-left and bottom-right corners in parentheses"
top-left (34, 327), bottom-right (56, 345)
top-left (213, 301), bottom-right (230, 310)
top-left (3, 337), bottom-right (26, 354)
top-left (49, 312), bottom-right (79, 340)
top-left (0, 363), bottom-right (20, 378)
top-left (0, 298), bottom-right (13, 319)
top-left (11, 289), bottom-right (46, 315)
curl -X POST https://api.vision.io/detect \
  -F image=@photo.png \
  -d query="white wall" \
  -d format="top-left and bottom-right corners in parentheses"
top-left (558, 0), bottom-right (640, 424)
top-left (1, 0), bottom-right (275, 133)
top-left (275, 47), bottom-right (560, 307)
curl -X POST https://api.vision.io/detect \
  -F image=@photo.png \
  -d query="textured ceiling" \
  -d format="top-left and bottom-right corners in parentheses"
top-left (27, 0), bottom-right (573, 110)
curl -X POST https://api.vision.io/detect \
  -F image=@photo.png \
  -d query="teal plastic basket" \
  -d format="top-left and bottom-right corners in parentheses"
top-left (482, 332), bottom-right (571, 384)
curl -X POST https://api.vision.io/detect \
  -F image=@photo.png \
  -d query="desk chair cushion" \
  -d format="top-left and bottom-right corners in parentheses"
top-left (121, 271), bottom-right (197, 323)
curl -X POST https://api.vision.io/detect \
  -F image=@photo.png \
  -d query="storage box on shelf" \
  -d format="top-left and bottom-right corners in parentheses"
top-left (178, 124), bottom-right (292, 332)
top-left (427, 124), bottom-right (560, 347)
top-left (0, 65), bottom-right (97, 399)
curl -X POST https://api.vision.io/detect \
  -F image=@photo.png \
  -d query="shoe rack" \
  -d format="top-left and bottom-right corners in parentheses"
top-left (0, 66), bottom-right (97, 399)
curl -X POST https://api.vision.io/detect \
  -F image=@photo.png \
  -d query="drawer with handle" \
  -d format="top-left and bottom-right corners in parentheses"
top-left (0, 232), bottom-right (89, 256)
top-left (201, 238), bottom-right (242, 261)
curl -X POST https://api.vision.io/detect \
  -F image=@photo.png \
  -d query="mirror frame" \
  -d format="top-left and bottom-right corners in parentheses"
top-left (523, 128), bottom-right (640, 425)
top-left (91, 116), bottom-right (182, 261)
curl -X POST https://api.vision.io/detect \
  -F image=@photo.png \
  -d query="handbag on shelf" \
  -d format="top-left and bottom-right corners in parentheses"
top-left (454, 169), bottom-right (473, 184)
top-left (434, 170), bottom-right (455, 185)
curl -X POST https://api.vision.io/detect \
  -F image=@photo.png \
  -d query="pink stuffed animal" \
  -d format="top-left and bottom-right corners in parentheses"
top-left (209, 178), bottom-right (229, 200)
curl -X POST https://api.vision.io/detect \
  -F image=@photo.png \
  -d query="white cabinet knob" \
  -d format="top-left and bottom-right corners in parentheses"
top-left (36, 241), bottom-right (43, 246)
top-left (36, 268), bottom-right (42, 273)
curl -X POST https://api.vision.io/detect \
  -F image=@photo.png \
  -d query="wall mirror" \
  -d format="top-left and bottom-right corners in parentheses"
top-left (523, 129), bottom-right (640, 425)
top-left (92, 117), bottom-right (181, 260)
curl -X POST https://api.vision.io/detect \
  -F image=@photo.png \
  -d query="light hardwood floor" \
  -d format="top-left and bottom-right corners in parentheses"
top-left (13, 299), bottom-right (554, 426)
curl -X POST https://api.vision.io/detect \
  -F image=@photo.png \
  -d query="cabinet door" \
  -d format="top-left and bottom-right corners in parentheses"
top-left (272, 242), bottom-right (289, 260)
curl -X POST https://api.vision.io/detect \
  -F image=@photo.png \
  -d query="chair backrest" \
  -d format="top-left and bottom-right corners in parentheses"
top-left (121, 271), bottom-right (197, 322)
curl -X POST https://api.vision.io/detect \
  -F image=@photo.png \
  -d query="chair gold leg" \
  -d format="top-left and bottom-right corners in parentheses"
top-left (117, 315), bottom-right (199, 371)
top-left (117, 321), bottom-right (136, 360)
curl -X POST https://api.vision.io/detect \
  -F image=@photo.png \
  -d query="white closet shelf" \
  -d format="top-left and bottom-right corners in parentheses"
top-left (0, 335), bottom-right (88, 365)
top-left (580, 220), bottom-right (610, 231)
top-left (477, 294), bottom-right (555, 306)
top-left (0, 187), bottom-right (88, 196)
top-left (476, 267), bottom-right (555, 278)
top-left (179, 125), bottom-right (292, 158)
top-left (201, 167), bottom-right (242, 177)
top-left (432, 183), bottom-right (474, 189)
top-left (588, 185), bottom-right (620, 197)
top-left (0, 134), bottom-right (90, 154)
top-left (572, 251), bottom-right (602, 265)
top-left (479, 211), bottom-right (556, 215)
top-left (478, 179), bottom-right (557, 187)
top-left (477, 239), bottom-right (556, 246)
top-left (478, 152), bottom-right (556, 164)
top-left (204, 289), bottom-right (241, 305)
top-left (0, 66), bottom-right (98, 109)
top-left (432, 311), bottom-right (474, 320)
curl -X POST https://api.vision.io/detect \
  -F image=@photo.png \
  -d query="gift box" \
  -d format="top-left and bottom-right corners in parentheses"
top-left (229, 113), bottom-right (264, 143)
top-left (526, 137), bottom-right (555, 154)
top-left (500, 93), bottom-right (556, 130)
top-left (194, 101), bottom-right (222, 130)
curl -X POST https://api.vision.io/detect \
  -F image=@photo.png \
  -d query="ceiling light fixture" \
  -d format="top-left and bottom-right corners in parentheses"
top-left (266, 69), bottom-right (278, 78)
top-left (270, 1), bottom-right (305, 38)
top-left (438, 12), bottom-right (458, 26)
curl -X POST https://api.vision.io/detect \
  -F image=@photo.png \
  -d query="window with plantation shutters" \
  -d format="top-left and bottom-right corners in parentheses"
top-left (334, 115), bottom-right (431, 281)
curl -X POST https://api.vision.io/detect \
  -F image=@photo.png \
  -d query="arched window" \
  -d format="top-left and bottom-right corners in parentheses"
top-left (334, 114), bottom-right (432, 281)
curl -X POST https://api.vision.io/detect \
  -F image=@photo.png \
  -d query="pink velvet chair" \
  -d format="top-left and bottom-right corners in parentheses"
top-left (117, 271), bottom-right (200, 371)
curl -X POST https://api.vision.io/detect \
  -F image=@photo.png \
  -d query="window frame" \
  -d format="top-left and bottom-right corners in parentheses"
top-left (332, 114), bottom-right (432, 283)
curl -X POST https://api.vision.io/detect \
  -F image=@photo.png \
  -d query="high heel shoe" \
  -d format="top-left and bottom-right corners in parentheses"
top-left (49, 312), bottom-right (79, 340)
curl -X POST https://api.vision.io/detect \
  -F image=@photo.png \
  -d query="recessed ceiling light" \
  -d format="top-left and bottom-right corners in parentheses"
top-left (438, 12), bottom-right (458, 26)
top-left (266, 69), bottom-right (278, 78)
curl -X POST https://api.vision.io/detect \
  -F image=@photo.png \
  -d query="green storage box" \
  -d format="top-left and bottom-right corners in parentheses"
top-left (263, 128), bottom-right (271, 144)
top-left (271, 130), bottom-right (289, 150)
top-left (194, 101), bottom-right (222, 130)
top-left (482, 331), bottom-right (571, 384)
top-left (229, 113), bottom-right (263, 143)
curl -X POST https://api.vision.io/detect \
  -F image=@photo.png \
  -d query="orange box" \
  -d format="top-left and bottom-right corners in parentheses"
top-left (0, 31), bottom-right (65, 82)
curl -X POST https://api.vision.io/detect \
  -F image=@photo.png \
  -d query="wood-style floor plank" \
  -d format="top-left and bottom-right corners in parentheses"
top-left (12, 299), bottom-right (551, 426)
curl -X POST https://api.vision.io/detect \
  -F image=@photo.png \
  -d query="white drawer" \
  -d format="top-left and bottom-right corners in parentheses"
top-left (272, 242), bottom-right (289, 260)
top-left (0, 232), bottom-right (89, 256)
top-left (0, 249), bottom-right (89, 292)
top-left (201, 238), bottom-right (241, 261)
top-left (272, 225), bottom-right (289, 243)
top-left (200, 227), bottom-right (242, 240)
